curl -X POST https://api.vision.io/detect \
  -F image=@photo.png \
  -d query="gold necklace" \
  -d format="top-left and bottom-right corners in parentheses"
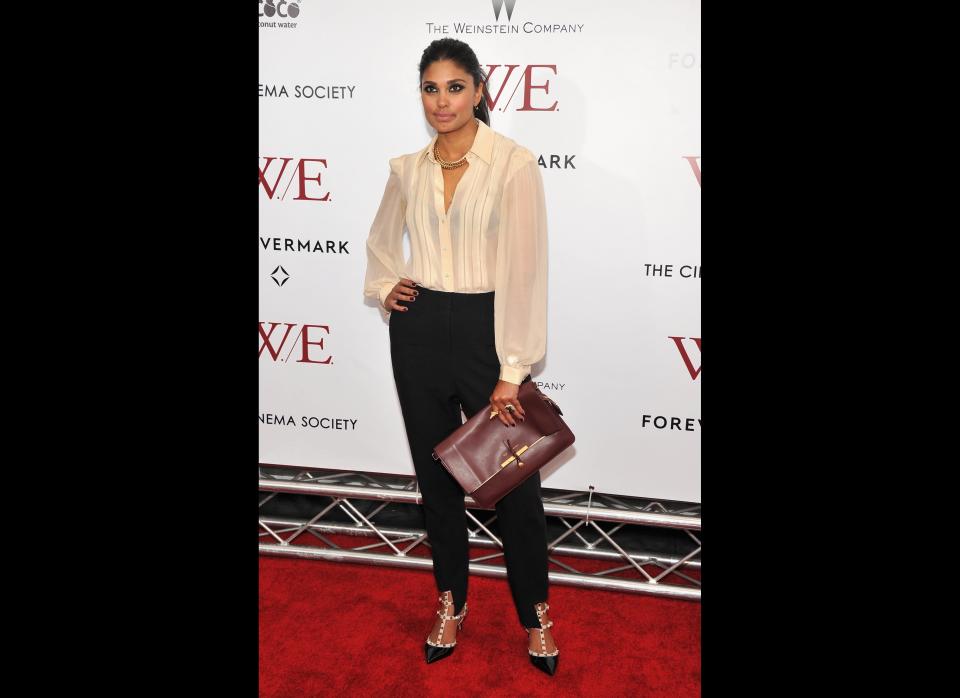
top-left (434, 140), bottom-right (468, 170)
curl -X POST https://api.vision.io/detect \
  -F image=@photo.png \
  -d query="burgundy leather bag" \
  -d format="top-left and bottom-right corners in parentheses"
top-left (431, 381), bottom-right (575, 508)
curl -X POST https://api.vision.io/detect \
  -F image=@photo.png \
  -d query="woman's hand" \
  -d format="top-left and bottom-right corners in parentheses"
top-left (490, 380), bottom-right (526, 427)
top-left (385, 278), bottom-right (418, 311)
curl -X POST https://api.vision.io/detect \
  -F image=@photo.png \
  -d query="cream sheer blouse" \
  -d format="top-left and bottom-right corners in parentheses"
top-left (363, 118), bottom-right (548, 385)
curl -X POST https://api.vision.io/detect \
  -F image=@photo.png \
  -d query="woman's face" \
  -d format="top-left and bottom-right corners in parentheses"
top-left (420, 59), bottom-right (483, 135)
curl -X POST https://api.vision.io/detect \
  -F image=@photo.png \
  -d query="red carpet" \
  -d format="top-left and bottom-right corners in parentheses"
top-left (259, 547), bottom-right (700, 697)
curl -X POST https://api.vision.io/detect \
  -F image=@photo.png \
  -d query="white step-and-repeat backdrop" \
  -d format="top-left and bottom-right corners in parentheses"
top-left (259, 0), bottom-right (701, 502)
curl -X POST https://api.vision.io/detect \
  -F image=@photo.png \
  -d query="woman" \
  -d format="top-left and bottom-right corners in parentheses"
top-left (363, 38), bottom-right (558, 676)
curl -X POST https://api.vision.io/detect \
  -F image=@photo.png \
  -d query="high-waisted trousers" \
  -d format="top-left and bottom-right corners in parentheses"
top-left (389, 285), bottom-right (549, 629)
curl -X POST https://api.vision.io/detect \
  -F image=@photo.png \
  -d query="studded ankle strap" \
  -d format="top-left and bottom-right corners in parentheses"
top-left (436, 602), bottom-right (468, 622)
top-left (436, 593), bottom-right (467, 621)
top-left (534, 602), bottom-right (555, 628)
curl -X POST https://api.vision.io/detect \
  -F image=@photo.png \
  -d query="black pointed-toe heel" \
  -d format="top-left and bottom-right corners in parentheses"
top-left (425, 642), bottom-right (455, 664)
top-left (424, 591), bottom-right (467, 664)
top-left (526, 601), bottom-right (559, 676)
top-left (530, 653), bottom-right (559, 676)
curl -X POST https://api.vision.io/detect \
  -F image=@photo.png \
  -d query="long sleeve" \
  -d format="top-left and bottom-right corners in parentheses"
top-left (494, 155), bottom-right (548, 384)
top-left (363, 157), bottom-right (406, 314)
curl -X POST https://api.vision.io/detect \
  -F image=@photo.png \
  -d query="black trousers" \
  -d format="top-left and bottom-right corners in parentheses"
top-left (389, 285), bottom-right (549, 629)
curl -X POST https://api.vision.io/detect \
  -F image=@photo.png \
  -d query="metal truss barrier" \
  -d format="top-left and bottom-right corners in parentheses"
top-left (259, 465), bottom-right (700, 601)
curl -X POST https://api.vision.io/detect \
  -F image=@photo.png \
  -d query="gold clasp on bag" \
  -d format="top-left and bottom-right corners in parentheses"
top-left (499, 435), bottom-right (547, 468)
top-left (500, 444), bottom-right (528, 468)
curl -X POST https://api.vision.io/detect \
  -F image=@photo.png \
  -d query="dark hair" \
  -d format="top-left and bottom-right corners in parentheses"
top-left (418, 38), bottom-right (490, 126)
